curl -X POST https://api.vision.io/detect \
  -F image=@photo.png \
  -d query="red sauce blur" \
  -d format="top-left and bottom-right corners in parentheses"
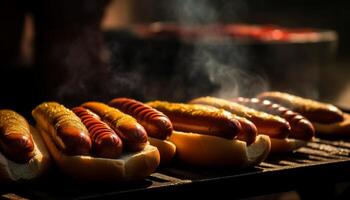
top-left (132, 23), bottom-right (319, 42)
top-left (225, 24), bottom-right (317, 42)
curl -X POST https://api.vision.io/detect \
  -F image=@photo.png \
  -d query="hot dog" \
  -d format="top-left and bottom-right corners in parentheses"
top-left (0, 110), bottom-right (34, 163)
top-left (32, 102), bottom-right (92, 155)
top-left (189, 96), bottom-right (291, 139)
top-left (144, 101), bottom-right (269, 167)
top-left (313, 114), bottom-right (350, 135)
top-left (0, 110), bottom-right (50, 181)
top-left (108, 98), bottom-right (173, 140)
top-left (33, 102), bottom-right (160, 181)
top-left (82, 102), bottom-right (148, 152)
top-left (108, 98), bottom-right (176, 164)
top-left (146, 101), bottom-right (242, 140)
top-left (257, 91), bottom-right (344, 123)
top-left (233, 97), bottom-right (315, 141)
top-left (235, 115), bottom-right (258, 145)
top-left (72, 107), bottom-right (123, 159)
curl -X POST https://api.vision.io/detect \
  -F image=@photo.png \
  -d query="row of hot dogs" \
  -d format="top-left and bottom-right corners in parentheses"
top-left (0, 91), bottom-right (348, 182)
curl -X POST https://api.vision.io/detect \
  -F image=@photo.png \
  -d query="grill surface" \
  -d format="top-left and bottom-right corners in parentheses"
top-left (1, 137), bottom-right (350, 199)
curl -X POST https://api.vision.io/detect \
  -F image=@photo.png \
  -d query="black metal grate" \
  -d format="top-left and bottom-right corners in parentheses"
top-left (2, 137), bottom-right (350, 199)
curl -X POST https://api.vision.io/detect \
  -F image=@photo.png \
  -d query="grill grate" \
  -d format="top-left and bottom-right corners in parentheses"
top-left (155, 138), bottom-right (350, 179)
top-left (2, 137), bottom-right (350, 199)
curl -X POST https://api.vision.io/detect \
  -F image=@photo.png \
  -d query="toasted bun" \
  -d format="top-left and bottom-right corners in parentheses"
top-left (0, 126), bottom-right (50, 182)
top-left (168, 131), bottom-right (270, 167)
top-left (270, 138), bottom-right (308, 153)
top-left (37, 126), bottom-right (160, 181)
top-left (313, 114), bottom-right (350, 135)
top-left (148, 137), bottom-right (176, 164)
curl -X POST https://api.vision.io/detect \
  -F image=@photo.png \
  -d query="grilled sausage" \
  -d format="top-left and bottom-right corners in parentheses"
top-left (32, 102), bottom-right (92, 156)
top-left (72, 107), bottom-right (123, 158)
top-left (233, 97), bottom-right (315, 140)
top-left (82, 102), bottom-right (148, 152)
top-left (0, 110), bottom-right (35, 163)
top-left (108, 98), bottom-right (173, 140)
top-left (235, 115), bottom-right (258, 145)
top-left (146, 101), bottom-right (242, 140)
top-left (189, 96), bottom-right (291, 139)
top-left (257, 91), bottom-right (344, 123)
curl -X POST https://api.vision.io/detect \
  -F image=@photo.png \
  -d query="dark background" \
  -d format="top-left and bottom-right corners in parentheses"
top-left (150, 0), bottom-right (350, 57)
top-left (110, 0), bottom-right (350, 105)
top-left (0, 0), bottom-right (349, 116)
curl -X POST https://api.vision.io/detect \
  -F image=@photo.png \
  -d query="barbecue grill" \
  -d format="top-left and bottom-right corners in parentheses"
top-left (2, 131), bottom-right (350, 199)
top-left (1, 1), bottom-right (350, 199)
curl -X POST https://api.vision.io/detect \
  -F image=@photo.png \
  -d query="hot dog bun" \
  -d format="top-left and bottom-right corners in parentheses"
top-left (269, 138), bottom-right (307, 153)
top-left (168, 131), bottom-right (270, 167)
top-left (33, 102), bottom-right (160, 181)
top-left (148, 137), bottom-right (176, 164)
top-left (0, 126), bottom-right (50, 181)
top-left (313, 113), bottom-right (350, 135)
top-left (37, 125), bottom-right (160, 181)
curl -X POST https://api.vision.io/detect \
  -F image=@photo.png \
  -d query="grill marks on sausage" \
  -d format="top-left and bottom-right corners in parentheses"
top-left (189, 96), bottom-right (291, 139)
top-left (82, 102), bottom-right (148, 152)
top-left (72, 107), bottom-right (123, 158)
top-left (109, 98), bottom-right (173, 140)
top-left (233, 97), bottom-right (315, 140)
top-left (257, 91), bottom-right (344, 124)
top-left (32, 102), bottom-right (92, 156)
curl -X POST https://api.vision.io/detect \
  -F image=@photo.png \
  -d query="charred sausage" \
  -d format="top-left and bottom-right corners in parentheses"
top-left (109, 98), bottom-right (173, 140)
top-left (72, 107), bottom-right (123, 158)
top-left (189, 96), bottom-right (291, 139)
top-left (257, 91), bottom-right (343, 123)
top-left (233, 97), bottom-right (314, 140)
top-left (82, 102), bottom-right (148, 152)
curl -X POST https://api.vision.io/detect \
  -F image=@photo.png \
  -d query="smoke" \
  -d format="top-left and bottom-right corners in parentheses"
top-left (54, 27), bottom-right (112, 105)
top-left (106, 37), bottom-right (156, 100)
top-left (185, 41), bottom-right (269, 99)
top-left (97, 0), bottom-right (272, 103)
top-left (166, 0), bottom-right (249, 24)
top-left (49, 0), bottom-right (326, 105)
top-left (167, 0), bottom-right (218, 24)
top-left (197, 54), bottom-right (268, 99)
top-left (167, 0), bottom-right (269, 99)
top-left (101, 0), bottom-right (269, 102)
top-left (37, 0), bottom-right (113, 106)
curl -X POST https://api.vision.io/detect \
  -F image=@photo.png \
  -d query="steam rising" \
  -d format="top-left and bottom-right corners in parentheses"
top-left (101, 0), bottom-right (269, 102)
top-left (167, 0), bottom-right (218, 24)
top-left (51, 0), bottom-right (326, 105)
top-left (56, 1), bottom-right (270, 104)
top-left (55, 28), bottom-right (111, 105)
top-left (188, 42), bottom-right (269, 99)
top-left (166, 0), bottom-right (249, 24)
top-left (165, 0), bottom-right (269, 99)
